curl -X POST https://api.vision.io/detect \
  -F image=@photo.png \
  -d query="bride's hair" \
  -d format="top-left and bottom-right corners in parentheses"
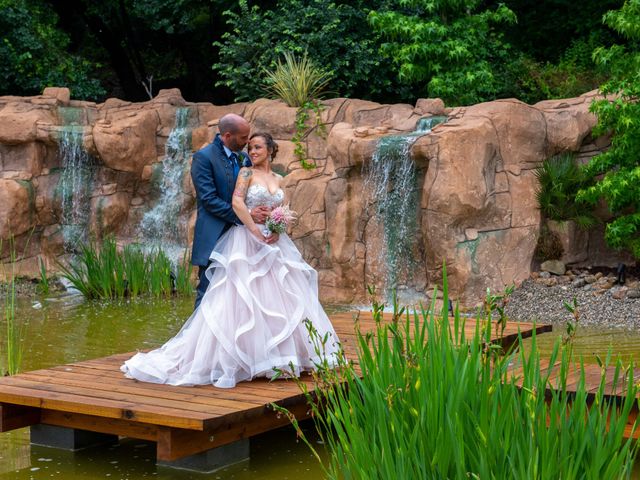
top-left (250, 132), bottom-right (278, 161)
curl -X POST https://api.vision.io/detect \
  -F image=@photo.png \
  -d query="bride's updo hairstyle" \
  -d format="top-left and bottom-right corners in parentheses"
top-left (250, 132), bottom-right (278, 161)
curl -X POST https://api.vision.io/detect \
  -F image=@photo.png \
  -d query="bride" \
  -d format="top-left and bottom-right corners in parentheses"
top-left (121, 132), bottom-right (340, 388)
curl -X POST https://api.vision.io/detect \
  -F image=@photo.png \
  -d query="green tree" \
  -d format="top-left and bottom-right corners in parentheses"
top-left (368, 0), bottom-right (517, 105)
top-left (577, 0), bottom-right (640, 257)
top-left (214, 0), bottom-right (404, 103)
top-left (0, 0), bottom-right (104, 99)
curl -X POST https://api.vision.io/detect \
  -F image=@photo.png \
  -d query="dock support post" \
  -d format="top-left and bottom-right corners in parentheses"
top-left (30, 424), bottom-right (118, 451)
top-left (158, 438), bottom-right (250, 473)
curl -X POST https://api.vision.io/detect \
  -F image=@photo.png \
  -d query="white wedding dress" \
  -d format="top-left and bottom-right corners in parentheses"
top-left (121, 184), bottom-right (340, 388)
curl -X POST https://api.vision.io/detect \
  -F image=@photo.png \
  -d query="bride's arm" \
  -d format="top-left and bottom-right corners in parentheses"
top-left (232, 168), bottom-right (265, 240)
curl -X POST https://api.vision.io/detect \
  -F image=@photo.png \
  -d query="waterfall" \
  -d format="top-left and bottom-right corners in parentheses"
top-left (139, 108), bottom-right (192, 262)
top-left (56, 108), bottom-right (95, 251)
top-left (364, 115), bottom-right (447, 294)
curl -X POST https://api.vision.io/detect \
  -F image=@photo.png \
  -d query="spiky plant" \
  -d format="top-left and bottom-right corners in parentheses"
top-left (263, 51), bottom-right (332, 108)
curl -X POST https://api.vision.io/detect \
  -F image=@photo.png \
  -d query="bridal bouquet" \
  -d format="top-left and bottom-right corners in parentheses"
top-left (264, 205), bottom-right (297, 235)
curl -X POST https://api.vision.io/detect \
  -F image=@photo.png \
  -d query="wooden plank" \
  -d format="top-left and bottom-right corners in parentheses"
top-left (40, 409), bottom-right (158, 441)
top-left (0, 402), bottom-right (40, 432)
top-left (156, 401), bottom-right (311, 461)
top-left (20, 370), bottom-right (271, 411)
top-left (47, 363), bottom-right (316, 407)
top-left (1, 370), bottom-right (314, 432)
top-left (0, 383), bottom-right (207, 430)
top-left (0, 375), bottom-right (234, 417)
top-left (57, 363), bottom-right (309, 397)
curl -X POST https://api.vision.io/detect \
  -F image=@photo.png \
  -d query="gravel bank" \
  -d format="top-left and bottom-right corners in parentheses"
top-left (506, 273), bottom-right (640, 329)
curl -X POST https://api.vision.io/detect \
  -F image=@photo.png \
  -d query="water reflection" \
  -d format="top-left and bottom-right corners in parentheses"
top-left (523, 325), bottom-right (640, 365)
top-left (0, 423), bottom-right (325, 480)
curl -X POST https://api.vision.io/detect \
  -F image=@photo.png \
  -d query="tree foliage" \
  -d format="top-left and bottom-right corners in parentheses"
top-left (0, 0), bottom-right (104, 99)
top-left (577, 0), bottom-right (640, 258)
top-left (0, 0), bottom-right (633, 107)
top-left (213, 0), bottom-right (403, 102)
top-left (368, 0), bottom-right (517, 105)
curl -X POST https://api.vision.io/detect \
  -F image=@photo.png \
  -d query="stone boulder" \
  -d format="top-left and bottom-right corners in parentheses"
top-left (0, 179), bottom-right (33, 238)
top-left (0, 102), bottom-right (56, 145)
top-left (92, 110), bottom-right (158, 173)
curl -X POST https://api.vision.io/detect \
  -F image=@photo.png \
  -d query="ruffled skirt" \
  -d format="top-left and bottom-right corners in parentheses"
top-left (121, 225), bottom-right (340, 388)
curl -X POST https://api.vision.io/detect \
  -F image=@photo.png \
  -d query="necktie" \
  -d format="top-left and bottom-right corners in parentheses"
top-left (230, 152), bottom-right (240, 177)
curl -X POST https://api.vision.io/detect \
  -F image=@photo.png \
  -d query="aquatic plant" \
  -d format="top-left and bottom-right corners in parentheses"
top-left (57, 236), bottom-right (193, 299)
top-left (0, 237), bottom-right (26, 376)
top-left (37, 257), bottom-right (50, 295)
top-left (281, 268), bottom-right (638, 479)
top-left (174, 250), bottom-right (195, 297)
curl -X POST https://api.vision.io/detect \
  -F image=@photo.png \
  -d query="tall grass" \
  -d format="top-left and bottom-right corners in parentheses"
top-left (58, 236), bottom-right (193, 299)
top-left (283, 268), bottom-right (638, 479)
top-left (37, 257), bottom-right (50, 295)
top-left (0, 237), bottom-right (26, 376)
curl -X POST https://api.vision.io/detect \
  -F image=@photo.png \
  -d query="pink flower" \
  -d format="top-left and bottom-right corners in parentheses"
top-left (265, 205), bottom-right (297, 234)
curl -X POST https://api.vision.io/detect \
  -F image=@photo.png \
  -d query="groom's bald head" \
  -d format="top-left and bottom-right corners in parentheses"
top-left (219, 114), bottom-right (249, 135)
top-left (219, 114), bottom-right (250, 151)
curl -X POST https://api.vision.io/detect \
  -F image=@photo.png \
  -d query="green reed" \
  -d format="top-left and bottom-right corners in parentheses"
top-left (0, 237), bottom-right (26, 376)
top-left (147, 248), bottom-right (173, 298)
top-left (122, 244), bottom-right (147, 298)
top-left (58, 236), bottom-right (193, 299)
top-left (283, 268), bottom-right (638, 479)
top-left (37, 257), bottom-right (50, 295)
top-left (174, 250), bottom-right (194, 296)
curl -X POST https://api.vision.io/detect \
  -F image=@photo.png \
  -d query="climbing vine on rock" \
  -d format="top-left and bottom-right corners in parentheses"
top-left (293, 100), bottom-right (326, 170)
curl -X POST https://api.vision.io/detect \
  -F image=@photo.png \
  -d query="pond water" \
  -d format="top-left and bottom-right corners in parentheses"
top-left (1, 293), bottom-right (640, 478)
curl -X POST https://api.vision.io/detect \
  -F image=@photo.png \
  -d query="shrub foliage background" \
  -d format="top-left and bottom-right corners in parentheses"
top-left (578, 0), bottom-right (640, 258)
top-left (0, 0), bottom-right (628, 105)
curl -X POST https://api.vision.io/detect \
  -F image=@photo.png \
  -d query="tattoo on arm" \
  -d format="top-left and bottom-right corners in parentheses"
top-left (233, 168), bottom-right (252, 198)
top-left (233, 184), bottom-right (247, 197)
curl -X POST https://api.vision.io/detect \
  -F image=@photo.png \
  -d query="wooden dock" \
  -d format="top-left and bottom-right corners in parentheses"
top-left (0, 312), bottom-right (550, 463)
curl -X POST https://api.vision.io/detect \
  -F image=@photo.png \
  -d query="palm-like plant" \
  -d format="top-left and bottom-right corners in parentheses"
top-left (534, 153), bottom-right (597, 229)
top-left (263, 52), bottom-right (332, 107)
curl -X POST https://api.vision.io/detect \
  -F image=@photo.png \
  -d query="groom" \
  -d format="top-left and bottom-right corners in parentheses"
top-left (190, 113), bottom-right (270, 309)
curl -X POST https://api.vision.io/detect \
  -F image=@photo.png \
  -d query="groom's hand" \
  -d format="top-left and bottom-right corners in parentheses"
top-left (250, 205), bottom-right (271, 224)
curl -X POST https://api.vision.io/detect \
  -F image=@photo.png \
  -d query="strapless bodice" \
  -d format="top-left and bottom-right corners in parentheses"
top-left (245, 183), bottom-right (284, 210)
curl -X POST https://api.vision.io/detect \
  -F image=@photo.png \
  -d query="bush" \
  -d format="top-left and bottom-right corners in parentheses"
top-left (0, 0), bottom-right (105, 99)
top-left (213, 0), bottom-right (402, 103)
top-left (368, 0), bottom-right (517, 105)
top-left (534, 153), bottom-right (597, 229)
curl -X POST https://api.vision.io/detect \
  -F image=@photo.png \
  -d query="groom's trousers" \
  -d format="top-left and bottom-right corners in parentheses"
top-left (194, 262), bottom-right (212, 311)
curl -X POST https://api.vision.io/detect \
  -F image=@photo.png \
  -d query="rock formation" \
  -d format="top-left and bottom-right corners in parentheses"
top-left (0, 87), bottom-right (628, 305)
